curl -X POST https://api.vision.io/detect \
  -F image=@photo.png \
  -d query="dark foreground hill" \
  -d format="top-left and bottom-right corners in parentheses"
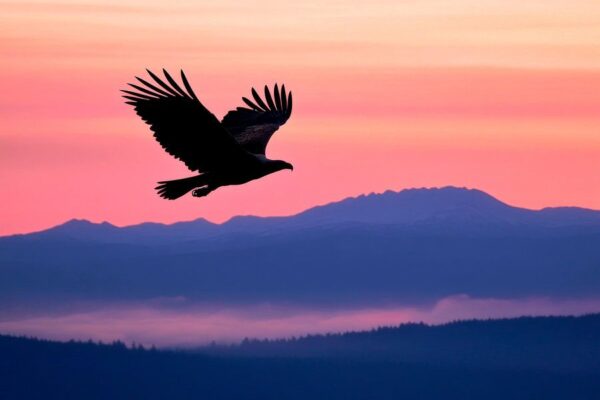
top-left (203, 313), bottom-right (600, 373)
top-left (2, 187), bottom-right (600, 309)
top-left (1, 314), bottom-right (600, 400)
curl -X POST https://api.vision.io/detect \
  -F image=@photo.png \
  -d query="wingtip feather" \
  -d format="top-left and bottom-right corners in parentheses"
top-left (242, 97), bottom-right (261, 111)
top-left (281, 84), bottom-right (287, 111)
top-left (180, 70), bottom-right (199, 101)
top-left (274, 83), bottom-right (282, 112)
top-left (162, 69), bottom-right (188, 98)
top-left (146, 69), bottom-right (179, 96)
top-left (251, 87), bottom-right (269, 111)
top-left (263, 85), bottom-right (276, 111)
top-left (286, 91), bottom-right (293, 118)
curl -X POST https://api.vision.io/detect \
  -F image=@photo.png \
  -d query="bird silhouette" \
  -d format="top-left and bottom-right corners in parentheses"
top-left (123, 69), bottom-right (293, 199)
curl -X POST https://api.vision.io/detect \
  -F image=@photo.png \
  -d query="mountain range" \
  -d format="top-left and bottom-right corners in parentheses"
top-left (2, 186), bottom-right (600, 308)
top-left (9, 186), bottom-right (600, 243)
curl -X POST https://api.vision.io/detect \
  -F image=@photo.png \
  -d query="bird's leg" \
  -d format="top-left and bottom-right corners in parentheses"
top-left (192, 186), bottom-right (214, 198)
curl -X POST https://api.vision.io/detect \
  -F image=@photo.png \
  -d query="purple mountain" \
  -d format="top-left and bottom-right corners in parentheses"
top-left (10, 186), bottom-right (600, 243)
top-left (1, 186), bottom-right (600, 307)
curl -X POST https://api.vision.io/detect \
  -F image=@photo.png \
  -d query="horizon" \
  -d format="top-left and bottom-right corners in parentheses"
top-left (3, 311), bottom-right (599, 347)
top-left (3, 297), bottom-right (600, 347)
top-left (6, 185), bottom-right (600, 236)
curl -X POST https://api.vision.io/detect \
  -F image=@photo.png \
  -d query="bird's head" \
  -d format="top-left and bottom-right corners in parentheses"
top-left (271, 160), bottom-right (294, 172)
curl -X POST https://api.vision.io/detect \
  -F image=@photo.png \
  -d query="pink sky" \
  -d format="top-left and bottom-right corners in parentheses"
top-left (2, 0), bottom-right (600, 235)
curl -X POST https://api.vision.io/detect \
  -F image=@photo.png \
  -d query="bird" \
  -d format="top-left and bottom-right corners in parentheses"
top-left (122, 69), bottom-right (293, 200)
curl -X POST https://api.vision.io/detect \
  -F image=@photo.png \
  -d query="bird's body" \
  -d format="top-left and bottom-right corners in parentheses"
top-left (123, 69), bottom-right (293, 199)
top-left (160, 157), bottom-right (292, 199)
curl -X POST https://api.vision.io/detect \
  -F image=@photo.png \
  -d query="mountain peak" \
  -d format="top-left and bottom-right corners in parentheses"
top-left (59, 218), bottom-right (114, 228)
top-left (381, 186), bottom-right (502, 202)
top-left (295, 186), bottom-right (512, 226)
top-left (47, 219), bottom-right (117, 236)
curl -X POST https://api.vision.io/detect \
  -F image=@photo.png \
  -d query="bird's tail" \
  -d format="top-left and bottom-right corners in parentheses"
top-left (155, 175), bottom-right (206, 200)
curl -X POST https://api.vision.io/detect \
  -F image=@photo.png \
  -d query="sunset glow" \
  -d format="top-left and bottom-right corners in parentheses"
top-left (2, 0), bottom-right (600, 235)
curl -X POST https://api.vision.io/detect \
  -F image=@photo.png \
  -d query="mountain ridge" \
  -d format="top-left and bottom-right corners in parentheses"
top-left (2, 185), bottom-right (600, 309)
top-left (5, 186), bottom-right (600, 242)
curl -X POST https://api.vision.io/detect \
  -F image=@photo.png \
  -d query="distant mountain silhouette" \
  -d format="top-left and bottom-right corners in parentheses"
top-left (2, 314), bottom-right (600, 400)
top-left (1, 187), bottom-right (600, 307)
top-left (294, 186), bottom-right (600, 227)
top-left (39, 217), bottom-right (218, 243)
top-left (7, 186), bottom-right (600, 244)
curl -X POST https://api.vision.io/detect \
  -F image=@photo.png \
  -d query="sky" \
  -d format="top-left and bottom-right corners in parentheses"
top-left (2, 0), bottom-right (600, 235)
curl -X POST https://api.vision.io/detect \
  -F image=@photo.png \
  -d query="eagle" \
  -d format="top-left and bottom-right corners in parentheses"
top-left (122, 69), bottom-right (293, 199)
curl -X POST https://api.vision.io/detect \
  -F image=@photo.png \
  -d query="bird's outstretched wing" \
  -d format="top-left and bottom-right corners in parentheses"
top-left (123, 69), bottom-right (256, 172)
top-left (221, 84), bottom-right (292, 155)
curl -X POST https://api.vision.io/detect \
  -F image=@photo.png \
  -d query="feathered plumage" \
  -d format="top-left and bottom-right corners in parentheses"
top-left (123, 69), bottom-right (294, 199)
top-left (221, 84), bottom-right (292, 155)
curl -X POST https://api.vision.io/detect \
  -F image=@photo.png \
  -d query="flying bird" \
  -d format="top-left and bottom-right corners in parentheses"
top-left (122, 69), bottom-right (293, 199)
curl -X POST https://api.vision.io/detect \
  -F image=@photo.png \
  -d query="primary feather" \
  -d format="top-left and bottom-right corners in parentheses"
top-left (221, 83), bottom-right (293, 155)
top-left (123, 69), bottom-right (256, 173)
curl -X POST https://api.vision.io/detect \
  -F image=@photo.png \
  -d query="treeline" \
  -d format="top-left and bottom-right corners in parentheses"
top-left (202, 313), bottom-right (600, 373)
top-left (1, 314), bottom-right (600, 399)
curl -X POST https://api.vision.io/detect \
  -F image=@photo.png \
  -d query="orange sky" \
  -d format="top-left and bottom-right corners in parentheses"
top-left (2, 0), bottom-right (600, 235)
